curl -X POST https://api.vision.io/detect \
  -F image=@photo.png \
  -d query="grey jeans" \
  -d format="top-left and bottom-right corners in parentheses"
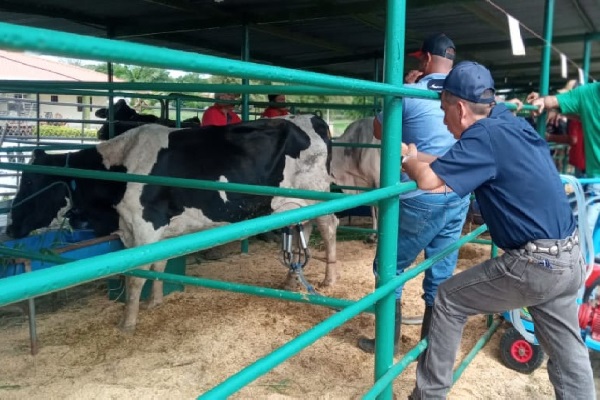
top-left (411, 234), bottom-right (595, 399)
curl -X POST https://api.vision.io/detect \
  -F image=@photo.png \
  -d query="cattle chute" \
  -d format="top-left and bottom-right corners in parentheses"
top-left (0, 0), bottom-right (569, 396)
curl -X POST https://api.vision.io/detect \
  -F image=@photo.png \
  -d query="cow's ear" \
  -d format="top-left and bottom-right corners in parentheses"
top-left (95, 108), bottom-right (108, 118)
top-left (32, 149), bottom-right (46, 160)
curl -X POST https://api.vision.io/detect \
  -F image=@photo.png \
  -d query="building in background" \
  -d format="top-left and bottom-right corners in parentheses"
top-left (0, 49), bottom-right (121, 135)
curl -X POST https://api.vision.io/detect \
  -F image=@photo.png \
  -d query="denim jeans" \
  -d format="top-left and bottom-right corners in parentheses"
top-left (411, 234), bottom-right (595, 399)
top-left (374, 191), bottom-right (470, 306)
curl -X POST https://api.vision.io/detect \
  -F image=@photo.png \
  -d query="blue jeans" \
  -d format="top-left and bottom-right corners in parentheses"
top-left (374, 191), bottom-right (470, 306)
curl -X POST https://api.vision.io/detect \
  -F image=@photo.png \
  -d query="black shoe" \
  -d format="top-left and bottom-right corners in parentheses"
top-left (358, 301), bottom-right (402, 354)
top-left (357, 336), bottom-right (400, 354)
top-left (420, 305), bottom-right (433, 340)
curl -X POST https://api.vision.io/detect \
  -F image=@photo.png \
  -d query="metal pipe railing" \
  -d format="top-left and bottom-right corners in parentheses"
top-left (0, 9), bottom-right (504, 399)
top-left (0, 182), bottom-right (412, 306)
top-left (200, 224), bottom-right (488, 399)
top-left (0, 22), bottom-right (440, 100)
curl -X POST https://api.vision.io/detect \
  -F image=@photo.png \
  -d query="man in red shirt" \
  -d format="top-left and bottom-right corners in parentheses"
top-left (201, 93), bottom-right (242, 126)
top-left (261, 94), bottom-right (289, 118)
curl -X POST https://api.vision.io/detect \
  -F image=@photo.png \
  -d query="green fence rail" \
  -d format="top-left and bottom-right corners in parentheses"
top-left (0, 2), bottom-right (509, 398)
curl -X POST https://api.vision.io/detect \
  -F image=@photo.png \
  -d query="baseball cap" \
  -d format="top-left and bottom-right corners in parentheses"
top-left (408, 33), bottom-right (455, 60)
top-left (443, 61), bottom-right (496, 104)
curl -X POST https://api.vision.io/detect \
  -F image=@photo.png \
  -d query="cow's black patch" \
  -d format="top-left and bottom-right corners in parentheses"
top-left (7, 148), bottom-right (127, 238)
top-left (140, 118), bottom-right (315, 230)
top-left (96, 99), bottom-right (200, 140)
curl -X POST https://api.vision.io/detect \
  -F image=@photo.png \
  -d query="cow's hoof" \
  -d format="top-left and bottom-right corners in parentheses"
top-left (141, 300), bottom-right (162, 310)
top-left (282, 279), bottom-right (301, 291)
top-left (117, 323), bottom-right (136, 335)
top-left (318, 279), bottom-right (334, 288)
top-left (364, 234), bottom-right (378, 244)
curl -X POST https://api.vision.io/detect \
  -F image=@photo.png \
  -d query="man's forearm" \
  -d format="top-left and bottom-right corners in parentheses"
top-left (542, 95), bottom-right (560, 111)
top-left (416, 151), bottom-right (438, 164)
top-left (402, 157), bottom-right (444, 190)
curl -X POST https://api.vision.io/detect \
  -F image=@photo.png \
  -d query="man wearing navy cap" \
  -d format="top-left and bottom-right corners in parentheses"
top-left (402, 61), bottom-right (594, 399)
top-left (359, 33), bottom-right (470, 355)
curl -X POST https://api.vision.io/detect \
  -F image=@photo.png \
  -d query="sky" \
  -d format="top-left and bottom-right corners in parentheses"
top-left (35, 54), bottom-right (207, 78)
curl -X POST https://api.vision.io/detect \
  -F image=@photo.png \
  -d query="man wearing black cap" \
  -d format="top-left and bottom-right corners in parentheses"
top-left (360, 33), bottom-right (470, 355)
top-left (404, 32), bottom-right (457, 84)
top-left (402, 61), bottom-right (594, 399)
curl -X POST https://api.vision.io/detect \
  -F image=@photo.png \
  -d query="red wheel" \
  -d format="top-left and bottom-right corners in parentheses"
top-left (510, 337), bottom-right (534, 363)
top-left (500, 327), bottom-right (544, 373)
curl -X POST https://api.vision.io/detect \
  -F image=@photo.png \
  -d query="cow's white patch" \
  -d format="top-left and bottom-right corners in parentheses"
top-left (97, 124), bottom-right (176, 172)
top-left (329, 117), bottom-right (381, 237)
top-left (115, 198), bottom-right (226, 248)
top-left (271, 115), bottom-right (332, 213)
top-left (47, 197), bottom-right (72, 229)
top-left (217, 175), bottom-right (229, 203)
top-left (330, 117), bottom-right (380, 191)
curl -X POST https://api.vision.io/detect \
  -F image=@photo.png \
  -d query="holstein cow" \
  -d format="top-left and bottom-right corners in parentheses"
top-left (330, 117), bottom-right (380, 241)
top-left (96, 99), bottom-right (201, 140)
top-left (7, 115), bottom-right (338, 333)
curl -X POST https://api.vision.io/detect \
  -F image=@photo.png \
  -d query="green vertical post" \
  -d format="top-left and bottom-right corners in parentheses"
top-left (373, 58), bottom-right (381, 116)
top-left (107, 26), bottom-right (116, 139)
top-left (536, 0), bottom-right (555, 138)
top-left (35, 93), bottom-right (41, 144)
top-left (175, 98), bottom-right (181, 128)
top-left (374, 1), bottom-right (405, 399)
top-left (241, 24), bottom-right (250, 254)
top-left (241, 24), bottom-right (250, 122)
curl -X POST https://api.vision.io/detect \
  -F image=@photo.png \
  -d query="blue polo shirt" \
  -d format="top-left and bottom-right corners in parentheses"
top-left (430, 104), bottom-right (576, 249)
top-left (399, 73), bottom-right (457, 198)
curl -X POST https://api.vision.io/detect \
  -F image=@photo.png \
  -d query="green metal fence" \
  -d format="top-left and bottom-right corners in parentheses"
top-left (0, 1), bottom-right (553, 398)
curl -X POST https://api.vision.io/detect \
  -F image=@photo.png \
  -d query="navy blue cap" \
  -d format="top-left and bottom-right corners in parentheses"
top-left (443, 61), bottom-right (496, 104)
top-left (409, 33), bottom-right (455, 60)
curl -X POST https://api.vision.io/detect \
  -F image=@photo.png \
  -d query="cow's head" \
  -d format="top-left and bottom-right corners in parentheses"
top-left (6, 149), bottom-right (70, 238)
top-left (94, 99), bottom-right (135, 120)
top-left (96, 99), bottom-right (156, 140)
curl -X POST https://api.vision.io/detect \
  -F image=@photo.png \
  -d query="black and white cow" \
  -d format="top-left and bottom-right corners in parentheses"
top-left (95, 99), bottom-right (201, 140)
top-left (7, 115), bottom-right (338, 332)
top-left (330, 117), bottom-right (380, 241)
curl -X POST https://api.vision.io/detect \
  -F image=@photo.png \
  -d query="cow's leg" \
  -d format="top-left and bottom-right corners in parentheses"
top-left (314, 214), bottom-right (338, 287)
top-left (119, 272), bottom-right (148, 333)
top-left (367, 206), bottom-right (379, 243)
top-left (146, 259), bottom-right (168, 309)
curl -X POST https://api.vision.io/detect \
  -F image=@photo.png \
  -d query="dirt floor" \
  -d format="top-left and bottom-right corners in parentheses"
top-left (0, 222), bottom-right (594, 399)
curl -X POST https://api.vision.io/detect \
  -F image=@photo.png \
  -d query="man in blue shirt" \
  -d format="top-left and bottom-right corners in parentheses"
top-left (359, 33), bottom-right (470, 354)
top-left (403, 61), bottom-right (594, 399)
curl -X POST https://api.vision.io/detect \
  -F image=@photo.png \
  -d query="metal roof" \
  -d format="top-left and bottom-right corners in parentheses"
top-left (0, 0), bottom-right (598, 92)
top-left (0, 49), bottom-right (122, 81)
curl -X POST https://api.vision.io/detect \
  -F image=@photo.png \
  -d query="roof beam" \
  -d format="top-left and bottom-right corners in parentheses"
top-left (570, 0), bottom-right (597, 32)
top-left (462, 34), bottom-right (591, 53)
top-left (116, 0), bottom-right (385, 38)
top-left (489, 56), bottom-right (600, 72)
